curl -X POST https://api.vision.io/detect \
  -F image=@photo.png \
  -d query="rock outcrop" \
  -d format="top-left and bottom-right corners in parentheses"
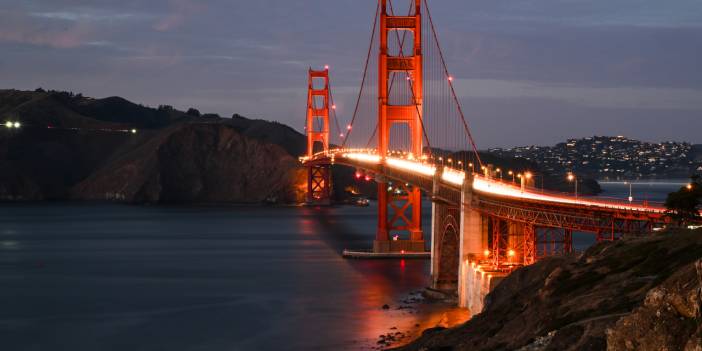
top-left (397, 229), bottom-right (702, 351)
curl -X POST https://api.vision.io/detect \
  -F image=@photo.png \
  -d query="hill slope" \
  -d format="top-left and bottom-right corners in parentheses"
top-left (398, 229), bottom-right (702, 351)
top-left (71, 123), bottom-right (306, 203)
top-left (0, 90), bottom-right (309, 203)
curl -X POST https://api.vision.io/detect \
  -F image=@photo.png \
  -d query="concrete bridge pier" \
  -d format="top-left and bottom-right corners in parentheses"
top-left (430, 172), bottom-right (489, 304)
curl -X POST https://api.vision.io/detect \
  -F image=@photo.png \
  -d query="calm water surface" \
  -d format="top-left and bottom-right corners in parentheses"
top-left (0, 180), bottom-right (684, 350)
top-left (0, 202), bottom-right (451, 351)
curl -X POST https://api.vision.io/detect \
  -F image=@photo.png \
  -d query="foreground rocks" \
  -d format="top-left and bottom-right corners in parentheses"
top-left (396, 229), bottom-right (702, 351)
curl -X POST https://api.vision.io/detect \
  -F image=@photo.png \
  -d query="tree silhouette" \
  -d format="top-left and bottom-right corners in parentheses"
top-left (186, 108), bottom-right (201, 117)
top-left (665, 175), bottom-right (701, 224)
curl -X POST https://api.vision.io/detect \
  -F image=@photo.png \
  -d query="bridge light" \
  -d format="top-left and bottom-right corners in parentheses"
top-left (347, 124), bottom-right (352, 130)
top-left (508, 249), bottom-right (515, 257)
top-left (355, 171), bottom-right (362, 179)
top-left (13, 122), bottom-right (21, 128)
top-left (447, 76), bottom-right (453, 81)
top-left (5, 121), bottom-right (12, 128)
top-left (483, 249), bottom-right (490, 257)
top-left (525, 172), bottom-right (532, 179)
top-left (508, 170), bottom-right (513, 175)
top-left (339, 133), bottom-right (344, 137)
top-left (332, 104), bottom-right (336, 109)
top-left (687, 183), bottom-right (693, 190)
top-left (324, 65), bottom-right (329, 70)
top-left (365, 175), bottom-right (371, 181)
top-left (567, 173), bottom-right (575, 182)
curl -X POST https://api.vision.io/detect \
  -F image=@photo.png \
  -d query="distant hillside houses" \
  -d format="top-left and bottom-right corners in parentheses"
top-left (489, 136), bottom-right (702, 179)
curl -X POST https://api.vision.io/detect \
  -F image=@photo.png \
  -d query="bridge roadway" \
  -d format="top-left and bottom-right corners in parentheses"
top-left (303, 149), bottom-right (667, 221)
top-left (303, 148), bottom-right (674, 312)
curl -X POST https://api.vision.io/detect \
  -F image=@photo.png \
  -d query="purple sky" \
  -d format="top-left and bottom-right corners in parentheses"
top-left (1, 0), bottom-right (701, 148)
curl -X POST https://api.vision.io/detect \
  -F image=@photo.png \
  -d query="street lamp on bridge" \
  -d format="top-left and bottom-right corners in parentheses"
top-left (567, 173), bottom-right (578, 200)
top-left (624, 181), bottom-right (634, 203)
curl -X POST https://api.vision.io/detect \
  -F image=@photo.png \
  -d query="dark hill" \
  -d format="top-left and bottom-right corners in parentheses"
top-left (0, 89), bottom-right (310, 202)
top-left (70, 95), bottom-right (185, 128)
top-left (692, 144), bottom-right (702, 162)
top-left (226, 114), bottom-right (306, 156)
top-left (71, 123), bottom-right (306, 203)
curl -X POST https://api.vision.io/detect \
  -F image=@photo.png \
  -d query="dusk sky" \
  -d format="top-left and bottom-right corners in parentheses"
top-left (1, 0), bottom-right (701, 148)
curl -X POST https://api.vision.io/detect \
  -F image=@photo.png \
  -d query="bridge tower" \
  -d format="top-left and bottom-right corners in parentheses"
top-left (374, 0), bottom-right (425, 253)
top-left (306, 67), bottom-right (332, 205)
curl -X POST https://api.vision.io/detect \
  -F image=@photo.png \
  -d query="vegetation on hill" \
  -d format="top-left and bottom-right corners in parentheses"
top-left (665, 175), bottom-right (702, 223)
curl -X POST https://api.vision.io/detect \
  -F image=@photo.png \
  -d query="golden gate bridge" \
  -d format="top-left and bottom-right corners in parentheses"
top-left (300, 0), bottom-right (675, 311)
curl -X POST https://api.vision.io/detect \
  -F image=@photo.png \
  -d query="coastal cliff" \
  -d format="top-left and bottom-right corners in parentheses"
top-left (397, 229), bottom-right (702, 351)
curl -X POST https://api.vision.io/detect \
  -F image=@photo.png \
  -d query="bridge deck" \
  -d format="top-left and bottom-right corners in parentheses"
top-left (302, 149), bottom-right (673, 220)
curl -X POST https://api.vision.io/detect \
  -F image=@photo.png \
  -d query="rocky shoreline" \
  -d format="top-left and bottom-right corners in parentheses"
top-left (368, 290), bottom-right (469, 350)
top-left (393, 229), bottom-right (702, 351)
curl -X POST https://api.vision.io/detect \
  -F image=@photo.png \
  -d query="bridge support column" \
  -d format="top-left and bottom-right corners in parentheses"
top-left (524, 224), bottom-right (536, 265)
top-left (508, 221), bottom-right (524, 264)
top-left (306, 165), bottom-right (331, 205)
top-left (456, 173), bottom-right (490, 308)
top-left (374, 175), bottom-right (424, 253)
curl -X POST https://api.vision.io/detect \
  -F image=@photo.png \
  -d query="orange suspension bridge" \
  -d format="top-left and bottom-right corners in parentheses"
top-left (300, 0), bottom-right (676, 311)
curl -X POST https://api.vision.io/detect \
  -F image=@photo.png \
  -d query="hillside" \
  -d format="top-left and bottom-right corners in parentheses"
top-left (397, 229), bottom-right (702, 351)
top-left (489, 136), bottom-right (702, 180)
top-left (71, 123), bottom-right (306, 203)
top-left (692, 144), bottom-right (702, 162)
top-left (0, 89), bottom-right (309, 203)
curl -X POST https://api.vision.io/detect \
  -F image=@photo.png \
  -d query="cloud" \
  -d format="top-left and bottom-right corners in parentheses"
top-left (153, 0), bottom-right (206, 32)
top-left (30, 11), bottom-right (153, 22)
top-left (0, 11), bottom-right (92, 48)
